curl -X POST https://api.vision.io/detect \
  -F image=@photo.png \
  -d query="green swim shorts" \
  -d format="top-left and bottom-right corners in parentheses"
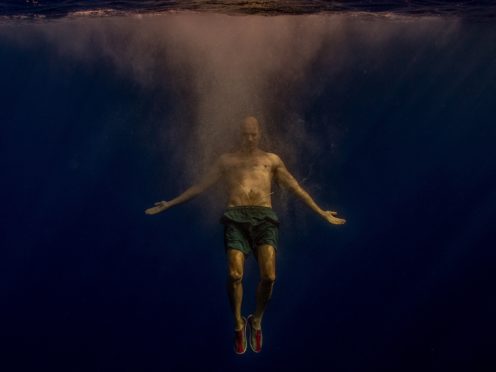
top-left (220, 206), bottom-right (279, 256)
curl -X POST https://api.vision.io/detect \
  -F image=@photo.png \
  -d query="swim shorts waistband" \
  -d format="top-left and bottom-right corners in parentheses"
top-left (226, 205), bottom-right (273, 211)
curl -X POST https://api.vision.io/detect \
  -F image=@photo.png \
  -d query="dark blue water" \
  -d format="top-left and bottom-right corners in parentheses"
top-left (1, 3), bottom-right (495, 372)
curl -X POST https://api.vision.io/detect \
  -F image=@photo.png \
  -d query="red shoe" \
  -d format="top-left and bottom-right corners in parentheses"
top-left (234, 317), bottom-right (247, 354)
top-left (247, 314), bottom-right (263, 353)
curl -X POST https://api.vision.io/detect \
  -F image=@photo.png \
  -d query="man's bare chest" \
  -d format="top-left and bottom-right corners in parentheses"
top-left (224, 157), bottom-right (273, 176)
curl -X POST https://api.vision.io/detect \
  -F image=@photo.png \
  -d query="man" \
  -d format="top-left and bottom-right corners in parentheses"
top-left (145, 116), bottom-right (346, 354)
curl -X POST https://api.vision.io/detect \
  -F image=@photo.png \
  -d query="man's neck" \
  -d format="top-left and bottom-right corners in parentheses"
top-left (239, 147), bottom-right (260, 156)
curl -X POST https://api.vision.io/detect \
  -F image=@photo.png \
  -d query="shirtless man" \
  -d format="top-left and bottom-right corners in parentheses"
top-left (145, 116), bottom-right (345, 354)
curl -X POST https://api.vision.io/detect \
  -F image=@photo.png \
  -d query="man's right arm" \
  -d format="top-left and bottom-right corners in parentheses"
top-left (144, 157), bottom-right (223, 215)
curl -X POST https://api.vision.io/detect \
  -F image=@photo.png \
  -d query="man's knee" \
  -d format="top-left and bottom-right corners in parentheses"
top-left (228, 270), bottom-right (243, 283)
top-left (260, 272), bottom-right (276, 285)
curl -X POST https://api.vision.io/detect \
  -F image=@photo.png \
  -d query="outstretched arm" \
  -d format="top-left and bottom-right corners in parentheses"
top-left (273, 155), bottom-right (346, 225)
top-left (145, 158), bottom-right (223, 215)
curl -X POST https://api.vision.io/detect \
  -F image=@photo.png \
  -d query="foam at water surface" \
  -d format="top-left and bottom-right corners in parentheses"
top-left (1, 0), bottom-right (496, 20)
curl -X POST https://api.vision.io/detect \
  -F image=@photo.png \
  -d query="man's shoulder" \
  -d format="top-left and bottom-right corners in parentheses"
top-left (217, 150), bottom-right (283, 164)
top-left (264, 151), bottom-right (283, 164)
top-left (217, 152), bottom-right (239, 167)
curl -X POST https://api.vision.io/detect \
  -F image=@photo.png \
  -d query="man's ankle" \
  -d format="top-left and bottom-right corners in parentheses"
top-left (234, 317), bottom-right (245, 330)
top-left (251, 315), bottom-right (262, 329)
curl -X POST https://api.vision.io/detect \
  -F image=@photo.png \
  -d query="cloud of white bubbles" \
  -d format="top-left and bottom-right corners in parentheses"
top-left (0, 13), bottom-right (459, 218)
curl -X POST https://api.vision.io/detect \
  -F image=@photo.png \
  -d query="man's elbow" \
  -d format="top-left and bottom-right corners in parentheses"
top-left (194, 180), bottom-right (215, 195)
top-left (192, 184), bottom-right (206, 195)
top-left (287, 182), bottom-right (302, 194)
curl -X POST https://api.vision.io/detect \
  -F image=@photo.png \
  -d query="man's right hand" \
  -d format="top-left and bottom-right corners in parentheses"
top-left (145, 201), bottom-right (170, 215)
top-left (322, 210), bottom-right (346, 225)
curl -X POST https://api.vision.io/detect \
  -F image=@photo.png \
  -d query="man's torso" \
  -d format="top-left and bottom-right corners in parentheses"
top-left (219, 150), bottom-right (278, 208)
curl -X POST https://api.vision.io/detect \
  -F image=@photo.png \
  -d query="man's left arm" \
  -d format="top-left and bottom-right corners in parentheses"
top-left (273, 155), bottom-right (346, 225)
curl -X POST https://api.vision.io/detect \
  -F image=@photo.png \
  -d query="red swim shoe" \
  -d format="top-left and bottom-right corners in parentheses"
top-left (234, 316), bottom-right (247, 354)
top-left (247, 314), bottom-right (262, 353)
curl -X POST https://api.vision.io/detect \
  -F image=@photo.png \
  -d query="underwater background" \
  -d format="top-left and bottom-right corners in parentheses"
top-left (1, 1), bottom-right (495, 371)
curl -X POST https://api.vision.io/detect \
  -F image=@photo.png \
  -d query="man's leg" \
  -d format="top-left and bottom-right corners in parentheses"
top-left (252, 244), bottom-right (276, 330)
top-left (226, 248), bottom-right (246, 331)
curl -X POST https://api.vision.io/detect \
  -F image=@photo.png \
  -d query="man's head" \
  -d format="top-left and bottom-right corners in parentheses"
top-left (240, 116), bottom-right (261, 152)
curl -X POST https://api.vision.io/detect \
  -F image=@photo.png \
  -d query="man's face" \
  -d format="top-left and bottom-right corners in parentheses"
top-left (240, 120), bottom-right (261, 151)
